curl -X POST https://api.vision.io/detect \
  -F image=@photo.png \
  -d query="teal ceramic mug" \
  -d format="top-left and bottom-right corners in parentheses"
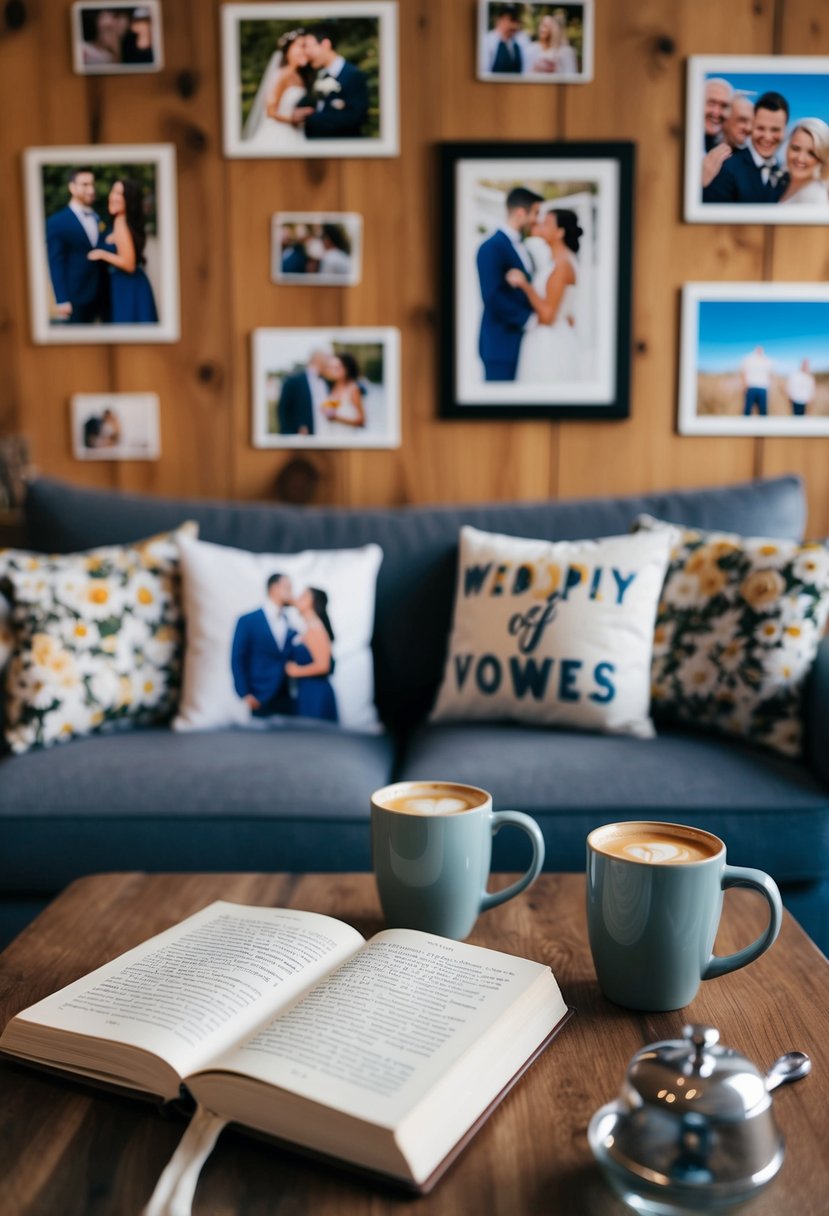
top-left (371, 781), bottom-right (545, 940)
top-left (586, 821), bottom-right (783, 1011)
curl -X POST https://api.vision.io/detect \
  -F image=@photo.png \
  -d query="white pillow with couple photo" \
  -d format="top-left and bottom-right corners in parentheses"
top-left (174, 535), bottom-right (383, 734)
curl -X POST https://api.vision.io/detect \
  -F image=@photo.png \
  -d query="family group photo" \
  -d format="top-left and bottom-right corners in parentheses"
top-left (252, 327), bottom-right (401, 448)
top-left (445, 145), bottom-right (632, 419)
top-left (222, 2), bottom-right (399, 157)
top-left (680, 285), bottom-right (829, 437)
top-left (71, 1), bottom-right (163, 73)
top-left (686, 55), bottom-right (829, 222)
top-left (477, 1), bottom-right (592, 83)
top-left (24, 145), bottom-right (179, 344)
top-left (272, 212), bottom-right (362, 284)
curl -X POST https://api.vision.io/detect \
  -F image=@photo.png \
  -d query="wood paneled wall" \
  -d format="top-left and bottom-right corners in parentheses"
top-left (1, 1), bottom-right (828, 529)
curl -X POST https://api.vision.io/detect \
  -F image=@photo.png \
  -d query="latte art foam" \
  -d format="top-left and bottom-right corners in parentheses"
top-left (378, 783), bottom-right (487, 816)
top-left (395, 796), bottom-right (471, 816)
top-left (620, 840), bottom-right (704, 864)
top-left (590, 823), bottom-right (721, 865)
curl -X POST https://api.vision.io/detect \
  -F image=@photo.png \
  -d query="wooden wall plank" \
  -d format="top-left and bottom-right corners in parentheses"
top-left (1, 0), bottom-right (827, 532)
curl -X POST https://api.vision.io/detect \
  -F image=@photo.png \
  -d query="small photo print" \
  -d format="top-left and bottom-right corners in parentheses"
top-left (71, 393), bottom-right (161, 460)
top-left (252, 327), bottom-right (400, 449)
top-left (23, 144), bottom-right (179, 344)
top-left (685, 55), bottom-right (829, 224)
top-left (679, 283), bottom-right (829, 437)
top-left (222, 2), bottom-right (399, 158)
top-left (272, 212), bottom-right (362, 285)
top-left (71, 2), bottom-right (163, 74)
top-left (477, 2), bottom-right (593, 84)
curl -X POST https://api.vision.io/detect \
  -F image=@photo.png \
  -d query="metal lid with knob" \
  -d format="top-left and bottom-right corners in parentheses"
top-left (588, 1023), bottom-right (811, 1215)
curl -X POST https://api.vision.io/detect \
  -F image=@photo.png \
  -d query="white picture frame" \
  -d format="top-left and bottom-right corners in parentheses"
top-left (71, 392), bottom-right (161, 460)
top-left (272, 212), bottom-right (363, 285)
top-left (476, 1), bottom-right (594, 84)
top-left (23, 144), bottom-right (180, 345)
top-left (252, 327), bottom-right (401, 448)
top-left (222, 2), bottom-right (399, 159)
top-left (685, 55), bottom-right (829, 225)
top-left (70, 2), bottom-right (164, 74)
top-left (679, 282), bottom-right (829, 436)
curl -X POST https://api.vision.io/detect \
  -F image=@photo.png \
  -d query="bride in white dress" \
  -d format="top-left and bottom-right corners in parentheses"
top-left (508, 209), bottom-right (582, 385)
top-left (242, 29), bottom-right (311, 153)
top-left (316, 352), bottom-right (366, 437)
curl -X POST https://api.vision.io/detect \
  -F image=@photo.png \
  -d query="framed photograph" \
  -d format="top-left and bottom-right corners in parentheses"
top-left (71, 393), bottom-right (161, 460)
top-left (679, 283), bottom-right (829, 437)
top-left (685, 55), bottom-right (829, 224)
top-left (71, 2), bottom-right (163, 73)
top-left (252, 327), bottom-right (401, 448)
top-left (23, 144), bottom-right (179, 345)
top-left (477, 1), bottom-right (593, 84)
top-left (222, 2), bottom-right (399, 158)
top-left (440, 141), bottom-right (634, 420)
top-left (272, 212), bottom-right (363, 284)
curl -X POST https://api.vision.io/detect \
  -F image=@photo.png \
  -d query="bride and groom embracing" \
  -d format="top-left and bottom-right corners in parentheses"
top-left (243, 24), bottom-right (369, 151)
top-left (477, 186), bottom-right (583, 385)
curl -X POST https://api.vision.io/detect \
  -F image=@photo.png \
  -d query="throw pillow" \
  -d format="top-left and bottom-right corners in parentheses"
top-left (2, 524), bottom-right (196, 754)
top-left (637, 515), bottom-right (829, 757)
top-left (431, 526), bottom-right (672, 738)
top-left (173, 535), bottom-right (383, 733)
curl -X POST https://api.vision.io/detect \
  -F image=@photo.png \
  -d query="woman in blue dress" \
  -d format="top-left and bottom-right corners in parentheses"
top-left (87, 178), bottom-right (158, 323)
top-left (284, 587), bottom-right (338, 722)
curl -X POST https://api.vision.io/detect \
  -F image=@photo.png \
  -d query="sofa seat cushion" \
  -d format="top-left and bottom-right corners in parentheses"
top-left (0, 725), bottom-right (394, 890)
top-left (398, 723), bottom-right (829, 883)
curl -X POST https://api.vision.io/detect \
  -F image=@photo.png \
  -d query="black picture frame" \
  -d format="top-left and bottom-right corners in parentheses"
top-left (439, 140), bottom-right (634, 420)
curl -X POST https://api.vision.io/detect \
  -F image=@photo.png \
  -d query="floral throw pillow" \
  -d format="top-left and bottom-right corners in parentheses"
top-left (1, 524), bottom-right (197, 754)
top-left (637, 515), bottom-right (829, 757)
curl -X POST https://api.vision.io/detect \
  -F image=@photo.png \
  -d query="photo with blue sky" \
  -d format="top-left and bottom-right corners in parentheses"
top-left (697, 300), bottom-right (829, 375)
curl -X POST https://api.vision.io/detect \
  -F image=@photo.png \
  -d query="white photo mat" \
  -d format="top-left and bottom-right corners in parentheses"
top-left (272, 211), bottom-right (363, 285)
top-left (71, 392), bottom-right (161, 460)
top-left (476, 0), bottom-right (594, 84)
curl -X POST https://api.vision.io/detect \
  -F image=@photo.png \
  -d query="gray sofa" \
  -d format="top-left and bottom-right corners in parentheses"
top-left (2, 475), bottom-right (827, 953)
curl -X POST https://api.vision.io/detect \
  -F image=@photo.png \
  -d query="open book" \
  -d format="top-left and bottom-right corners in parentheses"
top-left (0, 901), bottom-right (570, 1192)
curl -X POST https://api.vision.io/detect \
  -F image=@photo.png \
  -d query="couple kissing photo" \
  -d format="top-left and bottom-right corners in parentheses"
top-left (223, 2), bottom-right (399, 158)
top-left (444, 143), bottom-right (633, 420)
top-left (232, 574), bottom-right (338, 723)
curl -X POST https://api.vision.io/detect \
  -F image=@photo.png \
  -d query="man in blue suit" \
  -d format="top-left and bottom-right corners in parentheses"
top-left (231, 574), bottom-right (298, 717)
top-left (45, 166), bottom-right (109, 324)
top-left (278, 349), bottom-right (331, 435)
top-left (703, 92), bottom-right (789, 205)
top-left (477, 186), bottom-right (543, 381)
top-left (292, 26), bottom-right (369, 139)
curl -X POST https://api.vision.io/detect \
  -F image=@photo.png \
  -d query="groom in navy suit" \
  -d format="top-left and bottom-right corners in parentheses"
top-left (278, 349), bottom-right (331, 435)
top-left (231, 574), bottom-right (298, 717)
top-left (45, 167), bottom-right (109, 324)
top-left (703, 92), bottom-right (790, 204)
top-left (292, 26), bottom-right (369, 139)
top-left (477, 187), bottom-right (543, 381)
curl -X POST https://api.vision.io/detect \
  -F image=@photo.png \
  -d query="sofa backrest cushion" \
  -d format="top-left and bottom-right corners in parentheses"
top-left (25, 476), bottom-right (806, 728)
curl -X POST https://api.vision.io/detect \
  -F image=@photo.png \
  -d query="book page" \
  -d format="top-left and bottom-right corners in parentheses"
top-left (6, 902), bottom-right (364, 1081)
top-left (203, 928), bottom-right (555, 1126)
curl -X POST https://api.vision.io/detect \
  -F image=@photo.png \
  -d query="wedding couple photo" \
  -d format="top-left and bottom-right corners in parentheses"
top-left (24, 145), bottom-right (179, 345)
top-left (252, 327), bottom-right (401, 449)
top-left (223, 2), bottom-right (399, 158)
top-left (71, 392), bottom-right (161, 461)
top-left (680, 283), bottom-right (829, 438)
top-left (71, 1), bottom-right (163, 74)
top-left (443, 143), bottom-right (633, 419)
top-left (272, 212), bottom-right (362, 285)
top-left (686, 55), bottom-right (829, 223)
top-left (477, 1), bottom-right (593, 84)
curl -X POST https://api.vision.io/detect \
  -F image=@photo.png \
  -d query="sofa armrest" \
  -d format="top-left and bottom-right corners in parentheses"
top-left (805, 632), bottom-right (829, 788)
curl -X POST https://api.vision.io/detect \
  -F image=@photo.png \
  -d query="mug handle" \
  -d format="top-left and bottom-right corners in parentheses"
top-left (702, 864), bottom-right (783, 980)
top-left (480, 810), bottom-right (546, 912)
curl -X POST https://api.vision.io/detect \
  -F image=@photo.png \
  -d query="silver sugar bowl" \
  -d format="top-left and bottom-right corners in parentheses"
top-left (588, 1023), bottom-right (811, 1214)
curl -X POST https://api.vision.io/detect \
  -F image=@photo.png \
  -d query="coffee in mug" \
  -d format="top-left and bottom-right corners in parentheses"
top-left (586, 821), bottom-right (782, 1011)
top-left (371, 781), bottom-right (545, 940)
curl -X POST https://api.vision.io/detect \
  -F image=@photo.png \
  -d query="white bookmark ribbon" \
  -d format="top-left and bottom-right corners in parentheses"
top-left (141, 1105), bottom-right (228, 1216)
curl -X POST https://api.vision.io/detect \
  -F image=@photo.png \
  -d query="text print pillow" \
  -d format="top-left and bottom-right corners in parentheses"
top-left (432, 526), bottom-right (672, 738)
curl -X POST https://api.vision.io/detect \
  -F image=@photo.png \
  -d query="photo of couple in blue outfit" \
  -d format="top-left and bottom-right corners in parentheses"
top-left (231, 573), bottom-right (338, 723)
top-left (44, 165), bottom-right (159, 325)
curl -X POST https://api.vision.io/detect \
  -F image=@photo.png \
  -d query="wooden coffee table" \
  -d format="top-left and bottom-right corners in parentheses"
top-left (1, 873), bottom-right (827, 1215)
